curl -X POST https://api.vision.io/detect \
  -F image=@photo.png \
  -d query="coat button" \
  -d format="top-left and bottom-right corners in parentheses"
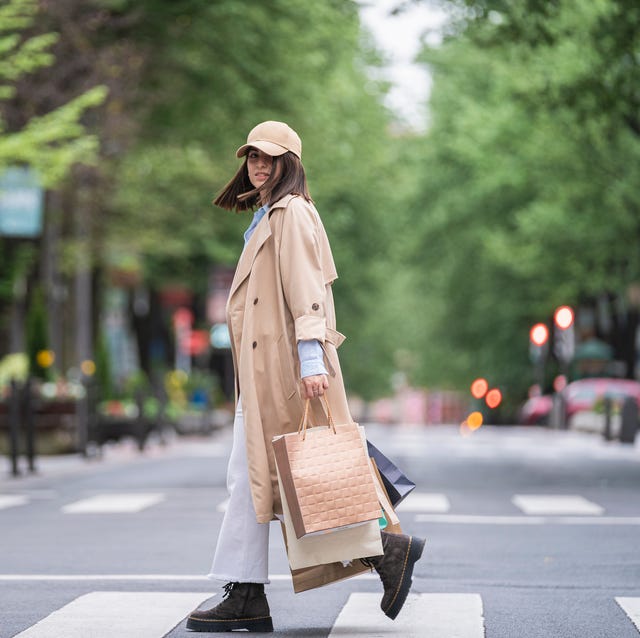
top-left (252, 341), bottom-right (257, 349)
top-left (312, 303), bottom-right (319, 311)
top-left (253, 298), bottom-right (258, 305)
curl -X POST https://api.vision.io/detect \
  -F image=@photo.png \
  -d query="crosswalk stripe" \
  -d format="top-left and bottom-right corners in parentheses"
top-left (396, 492), bottom-right (450, 513)
top-left (616, 597), bottom-right (640, 630)
top-left (0, 495), bottom-right (29, 510)
top-left (13, 591), bottom-right (213, 638)
top-left (329, 593), bottom-right (484, 637)
top-left (512, 494), bottom-right (604, 515)
top-left (61, 493), bottom-right (165, 513)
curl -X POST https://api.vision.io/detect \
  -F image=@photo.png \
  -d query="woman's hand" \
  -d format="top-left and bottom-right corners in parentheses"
top-left (302, 374), bottom-right (329, 399)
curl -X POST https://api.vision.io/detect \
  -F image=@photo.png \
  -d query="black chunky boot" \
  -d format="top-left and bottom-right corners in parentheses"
top-left (186, 582), bottom-right (273, 632)
top-left (362, 531), bottom-right (426, 620)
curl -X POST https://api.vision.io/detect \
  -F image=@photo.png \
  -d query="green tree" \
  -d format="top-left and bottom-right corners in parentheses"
top-left (105, 0), bottom-right (403, 398)
top-left (0, 0), bottom-right (107, 359)
top-left (0, 0), bottom-right (106, 183)
top-left (405, 0), bottom-right (640, 403)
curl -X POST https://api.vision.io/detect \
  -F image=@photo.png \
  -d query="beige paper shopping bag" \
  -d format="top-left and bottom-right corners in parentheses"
top-left (284, 456), bottom-right (402, 592)
top-left (272, 399), bottom-right (381, 539)
top-left (276, 462), bottom-right (383, 570)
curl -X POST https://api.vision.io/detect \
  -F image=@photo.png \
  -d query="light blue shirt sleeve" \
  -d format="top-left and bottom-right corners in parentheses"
top-left (298, 339), bottom-right (328, 378)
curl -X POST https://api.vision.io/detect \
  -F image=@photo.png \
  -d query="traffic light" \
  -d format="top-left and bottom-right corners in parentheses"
top-left (553, 305), bottom-right (575, 364)
top-left (530, 323), bottom-right (549, 347)
top-left (554, 306), bottom-right (574, 330)
top-left (529, 323), bottom-right (549, 363)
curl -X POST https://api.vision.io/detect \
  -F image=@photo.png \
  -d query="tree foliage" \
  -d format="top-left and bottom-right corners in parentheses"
top-left (0, 0), bottom-right (410, 398)
top-left (0, 0), bottom-right (106, 183)
top-left (103, 0), bottom-right (402, 398)
top-left (404, 0), bottom-right (640, 401)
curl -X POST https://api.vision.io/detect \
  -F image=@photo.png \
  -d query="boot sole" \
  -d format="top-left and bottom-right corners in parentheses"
top-left (186, 615), bottom-right (274, 632)
top-left (383, 535), bottom-right (426, 620)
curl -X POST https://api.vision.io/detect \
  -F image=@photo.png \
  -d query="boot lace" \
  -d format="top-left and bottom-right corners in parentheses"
top-left (222, 582), bottom-right (239, 599)
top-left (360, 558), bottom-right (375, 571)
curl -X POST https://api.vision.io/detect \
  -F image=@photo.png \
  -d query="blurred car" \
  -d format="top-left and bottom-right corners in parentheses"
top-left (519, 394), bottom-right (554, 425)
top-left (518, 377), bottom-right (640, 426)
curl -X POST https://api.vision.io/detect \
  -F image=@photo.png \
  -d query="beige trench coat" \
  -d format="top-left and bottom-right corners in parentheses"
top-left (226, 193), bottom-right (353, 524)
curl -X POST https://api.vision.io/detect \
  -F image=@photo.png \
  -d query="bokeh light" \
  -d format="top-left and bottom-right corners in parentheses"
top-left (470, 378), bottom-right (489, 399)
top-left (36, 350), bottom-right (55, 368)
top-left (80, 359), bottom-right (96, 376)
top-left (554, 306), bottom-right (574, 330)
top-left (467, 411), bottom-right (483, 430)
top-left (529, 323), bottom-right (549, 346)
top-left (459, 421), bottom-right (471, 437)
top-left (485, 388), bottom-right (502, 409)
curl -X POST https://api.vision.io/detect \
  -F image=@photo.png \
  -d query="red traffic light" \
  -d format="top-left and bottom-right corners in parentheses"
top-left (554, 306), bottom-right (574, 330)
top-left (529, 323), bottom-right (549, 347)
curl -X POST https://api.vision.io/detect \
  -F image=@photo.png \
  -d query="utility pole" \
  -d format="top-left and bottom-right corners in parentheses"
top-left (73, 166), bottom-right (95, 455)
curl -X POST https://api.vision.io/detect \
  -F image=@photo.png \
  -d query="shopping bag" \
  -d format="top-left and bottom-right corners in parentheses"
top-left (272, 399), bottom-right (381, 539)
top-left (282, 523), bottom-right (372, 593)
top-left (366, 439), bottom-right (416, 507)
top-left (276, 462), bottom-right (383, 570)
top-left (285, 456), bottom-right (401, 592)
top-left (369, 458), bottom-right (402, 534)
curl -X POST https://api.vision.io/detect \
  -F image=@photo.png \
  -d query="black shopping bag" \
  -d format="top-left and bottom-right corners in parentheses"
top-left (366, 439), bottom-right (416, 507)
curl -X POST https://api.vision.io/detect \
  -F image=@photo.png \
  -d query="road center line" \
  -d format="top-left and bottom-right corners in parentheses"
top-left (414, 514), bottom-right (640, 525)
top-left (0, 573), bottom-right (378, 582)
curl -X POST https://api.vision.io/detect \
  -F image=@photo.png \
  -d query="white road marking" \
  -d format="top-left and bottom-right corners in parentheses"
top-left (216, 497), bottom-right (229, 512)
top-left (0, 495), bottom-right (29, 510)
top-left (329, 593), bottom-right (484, 637)
top-left (616, 597), bottom-right (640, 631)
top-left (512, 494), bottom-right (604, 515)
top-left (12, 591), bottom-right (213, 638)
top-left (0, 573), bottom-right (378, 582)
top-left (396, 492), bottom-right (450, 513)
top-left (61, 493), bottom-right (165, 513)
top-left (415, 514), bottom-right (640, 525)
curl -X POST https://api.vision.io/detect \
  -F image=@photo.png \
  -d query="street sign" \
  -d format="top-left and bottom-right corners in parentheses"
top-left (0, 167), bottom-right (44, 237)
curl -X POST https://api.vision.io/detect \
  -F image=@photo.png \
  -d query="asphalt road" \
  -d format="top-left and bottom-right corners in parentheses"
top-left (2, 422), bottom-right (640, 637)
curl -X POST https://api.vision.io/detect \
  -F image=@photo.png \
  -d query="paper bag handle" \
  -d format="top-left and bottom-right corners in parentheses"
top-left (298, 396), bottom-right (336, 439)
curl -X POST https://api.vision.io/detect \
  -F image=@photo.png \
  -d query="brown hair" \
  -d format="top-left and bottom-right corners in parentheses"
top-left (213, 151), bottom-right (312, 212)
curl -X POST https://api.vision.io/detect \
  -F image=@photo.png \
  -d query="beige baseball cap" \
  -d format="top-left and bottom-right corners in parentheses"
top-left (236, 120), bottom-right (302, 159)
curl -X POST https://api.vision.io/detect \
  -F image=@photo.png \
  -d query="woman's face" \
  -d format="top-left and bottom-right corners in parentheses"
top-left (246, 148), bottom-right (273, 189)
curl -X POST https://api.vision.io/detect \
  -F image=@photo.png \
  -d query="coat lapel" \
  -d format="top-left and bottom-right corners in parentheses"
top-left (227, 194), bottom-right (296, 300)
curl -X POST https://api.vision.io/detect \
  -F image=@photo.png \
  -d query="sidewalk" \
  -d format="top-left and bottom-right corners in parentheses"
top-left (0, 427), bottom-right (233, 489)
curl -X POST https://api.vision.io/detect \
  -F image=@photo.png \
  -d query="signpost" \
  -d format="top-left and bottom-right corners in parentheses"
top-left (0, 167), bottom-right (44, 238)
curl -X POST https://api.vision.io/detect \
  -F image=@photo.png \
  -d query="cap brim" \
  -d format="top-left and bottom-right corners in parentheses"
top-left (236, 140), bottom-right (289, 158)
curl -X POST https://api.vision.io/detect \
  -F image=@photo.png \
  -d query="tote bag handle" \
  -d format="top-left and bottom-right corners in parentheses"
top-left (298, 396), bottom-right (336, 439)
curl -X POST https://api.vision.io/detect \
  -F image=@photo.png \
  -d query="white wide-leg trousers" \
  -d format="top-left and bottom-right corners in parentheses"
top-left (207, 398), bottom-right (271, 584)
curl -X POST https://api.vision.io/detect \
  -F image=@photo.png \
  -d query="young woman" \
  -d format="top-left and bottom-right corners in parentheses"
top-left (187, 121), bottom-right (425, 633)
